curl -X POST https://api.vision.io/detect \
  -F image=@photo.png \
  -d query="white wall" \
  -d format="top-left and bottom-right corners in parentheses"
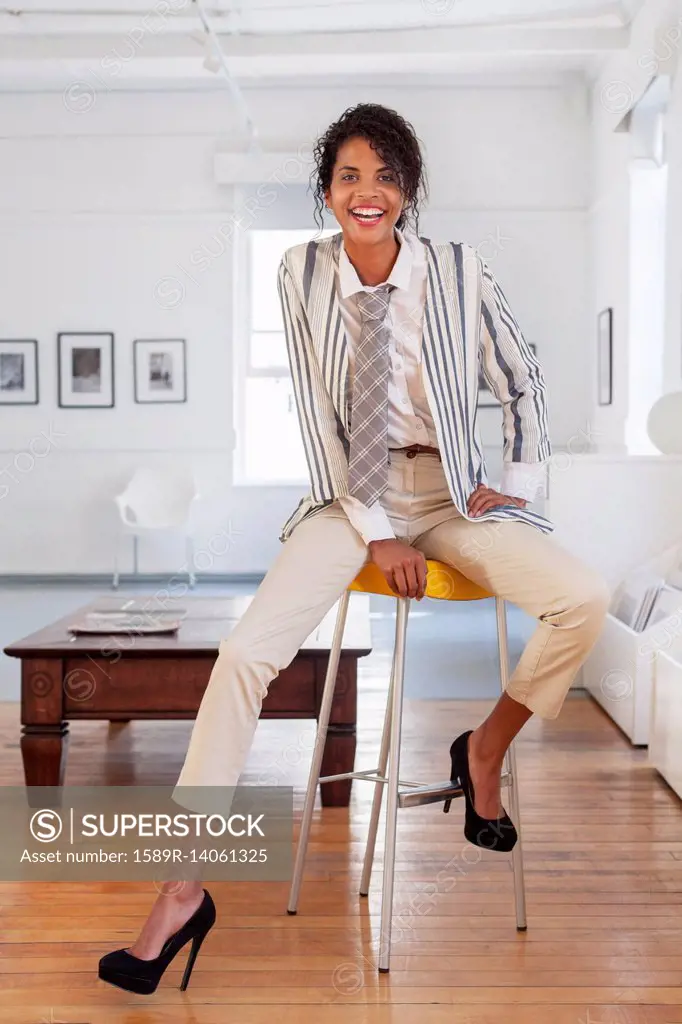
top-left (0, 81), bottom-right (590, 574)
top-left (547, 453), bottom-right (682, 586)
top-left (590, 0), bottom-right (682, 455)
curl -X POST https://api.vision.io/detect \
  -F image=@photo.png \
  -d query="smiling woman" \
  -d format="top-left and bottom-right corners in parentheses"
top-left (96, 99), bottom-right (610, 997)
top-left (311, 102), bottom-right (428, 239)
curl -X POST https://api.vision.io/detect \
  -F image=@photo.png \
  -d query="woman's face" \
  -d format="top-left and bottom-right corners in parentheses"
top-left (325, 135), bottom-right (404, 246)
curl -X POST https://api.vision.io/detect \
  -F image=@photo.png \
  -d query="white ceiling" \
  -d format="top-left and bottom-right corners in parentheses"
top-left (0, 0), bottom-right (647, 90)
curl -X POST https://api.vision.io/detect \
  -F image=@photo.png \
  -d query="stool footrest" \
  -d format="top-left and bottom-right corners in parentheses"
top-left (319, 770), bottom-right (422, 786)
top-left (398, 780), bottom-right (464, 809)
top-left (319, 769), bottom-right (382, 785)
top-left (399, 769), bottom-right (512, 807)
top-left (317, 770), bottom-right (513, 799)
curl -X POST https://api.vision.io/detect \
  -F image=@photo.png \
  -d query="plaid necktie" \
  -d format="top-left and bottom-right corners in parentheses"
top-left (348, 284), bottom-right (394, 506)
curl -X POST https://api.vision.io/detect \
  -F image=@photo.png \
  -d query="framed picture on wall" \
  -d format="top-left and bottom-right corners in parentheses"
top-left (58, 332), bottom-right (114, 408)
top-left (0, 340), bottom-right (39, 405)
top-left (597, 308), bottom-right (613, 406)
top-left (133, 338), bottom-right (187, 403)
top-left (478, 342), bottom-right (537, 408)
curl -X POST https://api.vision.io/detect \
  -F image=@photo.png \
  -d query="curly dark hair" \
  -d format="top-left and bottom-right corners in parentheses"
top-left (310, 103), bottom-right (428, 234)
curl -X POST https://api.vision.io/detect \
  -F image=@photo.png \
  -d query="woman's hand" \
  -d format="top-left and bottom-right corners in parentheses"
top-left (467, 484), bottom-right (527, 518)
top-left (368, 539), bottom-right (428, 600)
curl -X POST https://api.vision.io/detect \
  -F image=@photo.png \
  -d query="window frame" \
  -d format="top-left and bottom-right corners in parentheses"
top-left (232, 222), bottom-right (336, 487)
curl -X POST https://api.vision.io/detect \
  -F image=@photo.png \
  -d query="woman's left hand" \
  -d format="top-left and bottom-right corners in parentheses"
top-left (467, 483), bottom-right (527, 518)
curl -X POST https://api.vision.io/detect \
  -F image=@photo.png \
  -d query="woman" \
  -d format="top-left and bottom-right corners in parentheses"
top-left (98, 102), bottom-right (610, 993)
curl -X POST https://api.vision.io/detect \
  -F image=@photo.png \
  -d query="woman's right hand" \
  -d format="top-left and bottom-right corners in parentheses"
top-left (368, 539), bottom-right (428, 600)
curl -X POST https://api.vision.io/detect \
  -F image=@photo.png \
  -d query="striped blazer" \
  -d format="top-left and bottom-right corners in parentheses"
top-left (276, 231), bottom-right (553, 544)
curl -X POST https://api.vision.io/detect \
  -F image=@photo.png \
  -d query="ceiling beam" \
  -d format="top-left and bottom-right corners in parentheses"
top-left (0, 24), bottom-right (629, 56)
top-left (0, 5), bottom-right (631, 35)
top-left (222, 25), bottom-right (629, 55)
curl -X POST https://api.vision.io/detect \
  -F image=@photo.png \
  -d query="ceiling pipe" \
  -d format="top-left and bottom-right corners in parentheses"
top-left (192, 0), bottom-right (260, 152)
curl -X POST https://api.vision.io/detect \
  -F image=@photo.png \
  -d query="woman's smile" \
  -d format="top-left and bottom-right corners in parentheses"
top-left (349, 205), bottom-right (386, 227)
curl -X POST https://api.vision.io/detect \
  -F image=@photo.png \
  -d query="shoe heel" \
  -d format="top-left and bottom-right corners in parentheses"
top-left (180, 932), bottom-right (206, 992)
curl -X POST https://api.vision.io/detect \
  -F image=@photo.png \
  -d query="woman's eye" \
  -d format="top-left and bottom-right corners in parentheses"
top-left (339, 173), bottom-right (395, 182)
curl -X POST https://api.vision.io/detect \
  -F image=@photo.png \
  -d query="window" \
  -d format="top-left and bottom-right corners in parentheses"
top-left (234, 225), bottom-right (337, 485)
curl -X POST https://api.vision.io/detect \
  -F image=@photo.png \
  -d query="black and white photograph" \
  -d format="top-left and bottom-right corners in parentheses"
top-left (58, 332), bottom-right (114, 407)
top-left (72, 347), bottom-right (101, 393)
top-left (598, 307), bottom-right (613, 406)
top-left (0, 340), bottom-right (38, 405)
top-left (133, 338), bottom-right (186, 403)
top-left (478, 342), bottom-right (537, 407)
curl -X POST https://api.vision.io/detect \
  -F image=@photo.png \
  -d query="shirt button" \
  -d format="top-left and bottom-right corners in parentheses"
top-left (401, 397), bottom-right (408, 405)
top-left (395, 362), bottom-right (402, 371)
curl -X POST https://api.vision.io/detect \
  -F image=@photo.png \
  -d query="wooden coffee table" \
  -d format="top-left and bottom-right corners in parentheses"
top-left (4, 594), bottom-right (372, 807)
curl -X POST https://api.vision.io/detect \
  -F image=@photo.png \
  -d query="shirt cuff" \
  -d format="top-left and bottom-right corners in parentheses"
top-left (499, 462), bottom-right (548, 504)
top-left (338, 496), bottom-right (395, 544)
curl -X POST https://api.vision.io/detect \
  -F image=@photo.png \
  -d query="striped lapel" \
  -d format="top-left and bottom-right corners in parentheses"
top-left (419, 238), bottom-right (475, 505)
top-left (303, 233), bottom-right (351, 432)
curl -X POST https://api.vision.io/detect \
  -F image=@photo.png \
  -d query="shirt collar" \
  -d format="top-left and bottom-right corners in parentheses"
top-left (338, 226), bottom-right (414, 300)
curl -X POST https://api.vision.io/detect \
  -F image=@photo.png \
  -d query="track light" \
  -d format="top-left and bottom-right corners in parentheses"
top-left (202, 34), bottom-right (223, 74)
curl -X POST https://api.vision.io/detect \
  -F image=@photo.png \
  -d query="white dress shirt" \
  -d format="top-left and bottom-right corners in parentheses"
top-left (336, 227), bottom-right (541, 545)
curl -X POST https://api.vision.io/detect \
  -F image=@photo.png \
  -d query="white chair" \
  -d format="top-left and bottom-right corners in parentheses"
top-left (287, 559), bottom-right (527, 974)
top-left (112, 467), bottom-right (201, 589)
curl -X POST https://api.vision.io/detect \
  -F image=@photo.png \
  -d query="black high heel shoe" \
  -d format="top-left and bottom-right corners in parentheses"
top-left (98, 888), bottom-right (216, 995)
top-left (445, 730), bottom-right (518, 853)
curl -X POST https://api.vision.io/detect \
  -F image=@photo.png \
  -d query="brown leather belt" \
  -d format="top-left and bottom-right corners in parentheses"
top-left (389, 443), bottom-right (441, 460)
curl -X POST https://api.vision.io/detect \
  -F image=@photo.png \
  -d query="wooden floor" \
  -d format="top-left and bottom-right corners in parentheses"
top-left (1, 691), bottom-right (682, 1024)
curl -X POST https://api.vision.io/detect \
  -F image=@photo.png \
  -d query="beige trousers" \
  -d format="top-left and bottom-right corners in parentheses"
top-left (175, 451), bottom-right (610, 791)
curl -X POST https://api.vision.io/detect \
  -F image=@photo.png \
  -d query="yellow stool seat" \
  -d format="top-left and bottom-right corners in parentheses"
top-left (349, 558), bottom-right (492, 602)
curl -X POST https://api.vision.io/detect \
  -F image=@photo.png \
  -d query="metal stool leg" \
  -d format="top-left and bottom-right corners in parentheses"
top-left (287, 590), bottom-right (351, 916)
top-left (506, 739), bottom-right (527, 930)
top-left (359, 640), bottom-right (396, 897)
top-left (378, 596), bottom-right (410, 973)
top-left (495, 597), bottom-right (527, 931)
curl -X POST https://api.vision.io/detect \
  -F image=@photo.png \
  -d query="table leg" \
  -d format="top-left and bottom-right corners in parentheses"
top-left (316, 656), bottom-right (357, 808)
top-left (20, 658), bottom-right (69, 789)
top-left (21, 725), bottom-right (70, 787)
top-left (320, 726), bottom-right (357, 807)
